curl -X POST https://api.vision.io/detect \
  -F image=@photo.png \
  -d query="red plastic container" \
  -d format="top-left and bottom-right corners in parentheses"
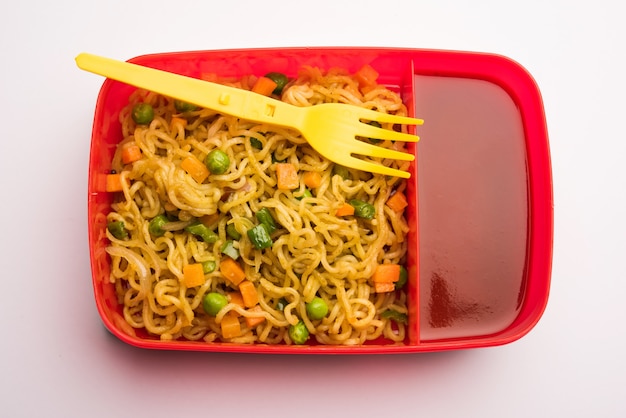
top-left (87, 47), bottom-right (552, 353)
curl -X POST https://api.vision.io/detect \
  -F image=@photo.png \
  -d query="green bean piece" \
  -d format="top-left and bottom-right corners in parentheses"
top-left (185, 222), bottom-right (218, 243)
top-left (395, 266), bottom-right (408, 289)
top-left (349, 199), bottom-right (376, 220)
top-left (264, 72), bottom-right (289, 95)
top-left (276, 297), bottom-right (288, 311)
top-left (255, 208), bottom-right (277, 234)
top-left (203, 292), bottom-right (228, 316)
top-left (202, 260), bottom-right (216, 274)
top-left (107, 221), bottom-right (128, 240)
top-left (295, 188), bottom-right (313, 200)
top-left (381, 309), bottom-right (408, 324)
top-left (247, 224), bottom-right (273, 249)
top-left (306, 297), bottom-right (329, 320)
top-left (131, 103), bottom-right (154, 125)
top-left (249, 137), bottom-right (263, 150)
top-left (204, 149), bottom-right (230, 175)
top-left (174, 99), bottom-right (198, 112)
top-left (226, 223), bottom-right (242, 240)
top-left (148, 214), bottom-right (169, 237)
top-left (288, 320), bottom-right (309, 345)
top-left (332, 164), bottom-right (351, 180)
top-left (221, 240), bottom-right (240, 259)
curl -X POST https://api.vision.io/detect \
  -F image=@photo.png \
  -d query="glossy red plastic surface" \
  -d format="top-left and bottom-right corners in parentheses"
top-left (87, 47), bottom-right (552, 354)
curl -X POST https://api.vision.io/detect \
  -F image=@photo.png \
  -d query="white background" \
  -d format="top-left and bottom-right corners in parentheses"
top-left (1, 1), bottom-right (624, 417)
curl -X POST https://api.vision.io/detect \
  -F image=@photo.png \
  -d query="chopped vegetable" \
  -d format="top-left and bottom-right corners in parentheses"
top-left (220, 313), bottom-right (242, 339)
top-left (228, 291), bottom-right (245, 316)
top-left (276, 163), bottom-right (299, 190)
top-left (182, 263), bottom-right (206, 288)
top-left (226, 223), bottom-right (242, 240)
top-left (107, 221), bottom-right (128, 240)
top-left (148, 214), bottom-right (169, 237)
top-left (396, 266), bottom-right (408, 289)
top-left (199, 213), bottom-right (220, 228)
top-left (219, 257), bottom-right (245, 285)
top-left (372, 263), bottom-right (401, 293)
top-left (349, 199), bottom-right (376, 220)
top-left (247, 224), bottom-right (273, 249)
top-left (332, 164), bottom-right (351, 180)
top-left (335, 203), bottom-right (355, 217)
top-left (295, 188), bottom-right (312, 200)
top-left (354, 63), bottom-right (379, 90)
top-left (202, 260), bottom-right (216, 273)
top-left (249, 137), bottom-right (263, 150)
top-left (238, 280), bottom-right (259, 308)
top-left (121, 144), bottom-right (142, 164)
top-left (185, 222), bottom-right (218, 243)
top-left (306, 297), bottom-right (329, 320)
top-left (276, 297), bottom-right (288, 311)
top-left (181, 156), bottom-right (209, 183)
top-left (204, 149), bottom-right (230, 175)
top-left (244, 305), bottom-right (266, 328)
top-left (174, 100), bottom-right (198, 112)
top-left (374, 282), bottom-right (396, 293)
top-left (303, 171), bottom-right (322, 189)
top-left (251, 76), bottom-right (278, 96)
top-left (255, 208), bottom-right (277, 234)
top-left (221, 240), bottom-right (240, 260)
top-left (203, 292), bottom-right (228, 316)
top-left (264, 72), bottom-right (289, 95)
top-left (170, 116), bottom-right (187, 132)
top-left (288, 320), bottom-right (309, 345)
top-left (381, 309), bottom-right (408, 324)
top-left (386, 191), bottom-right (409, 213)
top-left (131, 103), bottom-right (154, 125)
top-left (105, 173), bottom-right (128, 192)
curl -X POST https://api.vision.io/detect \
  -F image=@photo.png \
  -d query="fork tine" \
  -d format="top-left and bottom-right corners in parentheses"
top-left (348, 140), bottom-right (415, 161)
top-left (357, 108), bottom-right (424, 126)
top-left (343, 156), bottom-right (412, 179)
top-left (357, 124), bottom-right (421, 143)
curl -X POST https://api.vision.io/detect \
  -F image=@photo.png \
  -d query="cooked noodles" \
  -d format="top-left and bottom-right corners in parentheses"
top-left (104, 65), bottom-right (411, 345)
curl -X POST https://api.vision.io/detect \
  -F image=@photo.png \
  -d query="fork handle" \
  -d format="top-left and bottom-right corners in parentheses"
top-left (76, 53), bottom-right (304, 128)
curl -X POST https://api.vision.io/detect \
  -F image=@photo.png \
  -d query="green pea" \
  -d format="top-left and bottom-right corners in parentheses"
top-left (349, 199), bottom-right (376, 220)
top-left (264, 72), bottom-right (289, 95)
top-left (395, 265), bottom-right (408, 289)
top-left (148, 214), bottom-right (169, 237)
top-left (174, 99), bottom-right (198, 112)
top-left (247, 224), bottom-right (273, 249)
top-left (276, 297), bottom-right (288, 311)
top-left (185, 222), bottom-right (218, 243)
top-left (221, 240), bottom-right (239, 259)
top-left (131, 103), bottom-right (154, 125)
top-left (288, 320), bottom-right (309, 345)
top-left (332, 164), bottom-right (351, 180)
top-left (226, 223), bottom-right (242, 240)
top-left (205, 149), bottom-right (230, 175)
top-left (203, 292), bottom-right (228, 316)
top-left (107, 221), bottom-right (128, 240)
top-left (202, 260), bottom-right (216, 274)
top-left (381, 309), bottom-right (408, 324)
top-left (306, 297), bottom-right (329, 320)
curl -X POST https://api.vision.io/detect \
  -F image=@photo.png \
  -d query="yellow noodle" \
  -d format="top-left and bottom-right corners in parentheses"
top-left (105, 66), bottom-right (411, 345)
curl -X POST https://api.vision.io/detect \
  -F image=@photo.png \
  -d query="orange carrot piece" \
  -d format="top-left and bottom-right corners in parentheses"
top-left (199, 213), bottom-right (220, 228)
top-left (238, 280), bottom-right (259, 308)
top-left (276, 163), bottom-right (299, 190)
top-left (220, 312), bottom-right (242, 339)
top-left (303, 171), bottom-right (322, 189)
top-left (386, 191), bottom-right (409, 213)
top-left (220, 257), bottom-right (246, 285)
top-left (251, 76), bottom-right (278, 96)
top-left (182, 263), bottom-right (206, 288)
top-left (244, 305), bottom-right (266, 328)
top-left (374, 281), bottom-right (396, 293)
top-left (227, 291), bottom-right (244, 316)
top-left (121, 144), bottom-right (142, 164)
top-left (181, 156), bottom-right (209, 184)
top-left (335, 202), bottom-right (355, 217)
top-left (372, 264), bottom-right (401, 283)
top-left (170, 116), bottom-right (187, 132)
top-left (105, 173), bottom-right (128, 192)
top-left (354, 64), bottom-right (379, 89)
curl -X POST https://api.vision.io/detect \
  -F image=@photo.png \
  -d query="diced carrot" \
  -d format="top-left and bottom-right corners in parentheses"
top-left (374, 281), bottom-right (396, 293)
top-left (238, 280), bottom-right (259, 308)
top-left (303, 171), bottom-right (322, 189)
top-left (386, 191), bottom-right (408, 213)
top-left (182, 263), bottom-right (206, 287)
top-left (244, 305), bottom-right (266, 328)
top-left (335, 202), bottom-right (355, 217)
top-left (227, 291), bottom-right (244, 316)
top-left (199, 213), bottom-right (220, 228)
top-left (220, 312), bottom-right (242, 339)
top-left (220, 257), bottom-right (246, 285)
top-left (251, 76), bottom-right (278, 96)
top-left (354, 64), bottom-right (379, 89)
top-left (170, 116), bottom-right (187, 132)
top-left (105, 173), bottom-right (128, 192)
top-left (275, 163), bottom-right (299, 190)
top-left (121, 143), bottom-right (142, 164)
top-left (181, 156), bottom-right (209, 184)
top-left (372, 264), bottom-right (401, 283)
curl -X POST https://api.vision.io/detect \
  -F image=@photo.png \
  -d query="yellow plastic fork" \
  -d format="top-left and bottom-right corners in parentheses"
top-left (76, 53), bottom-right (423, 178)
